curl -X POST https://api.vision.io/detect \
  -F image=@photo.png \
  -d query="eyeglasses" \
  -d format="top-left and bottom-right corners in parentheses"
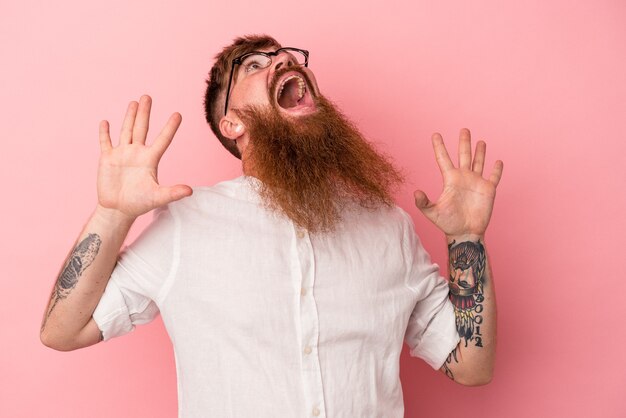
top-left (223, 47), bottom-right (309, 116)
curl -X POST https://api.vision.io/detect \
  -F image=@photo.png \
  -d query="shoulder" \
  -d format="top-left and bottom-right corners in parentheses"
top-left (356, 204), bottom-right (425, 254)
top-left (337, 202), bottom-right (416, 242)
top-left (350, 202), bottom-right (414, 227)
top-left (166, 176), bottom-right (258, 209)
top-left (156, 176), bottom-right (262, 225)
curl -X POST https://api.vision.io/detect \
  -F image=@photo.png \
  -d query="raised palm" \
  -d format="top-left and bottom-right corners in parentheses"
top-left (414, 128), bottom-right (503, 237)
top-left (97, 95), bottom-right (192, 219)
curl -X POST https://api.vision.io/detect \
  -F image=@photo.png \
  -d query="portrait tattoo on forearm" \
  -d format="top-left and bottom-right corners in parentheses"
top-left (448, 240), bottom-right (486, 347)
top-left (441, 240), bottom-right (486, 379)
top-left (41, 233), bottom-right (102, 332)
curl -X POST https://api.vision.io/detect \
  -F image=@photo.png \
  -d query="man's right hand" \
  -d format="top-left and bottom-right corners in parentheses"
top-left (40, 95), bottom-right (192, 351)
top-left (97, 95), bottom-right (192, 220)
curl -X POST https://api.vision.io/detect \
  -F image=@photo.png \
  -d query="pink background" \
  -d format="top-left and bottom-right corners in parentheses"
top-left (1, 0), bottom-right (625, 417)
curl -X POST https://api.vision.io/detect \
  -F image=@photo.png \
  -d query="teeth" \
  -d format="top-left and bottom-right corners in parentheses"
top-left (278, 75), bottom-right (306, 100)
top-left (296, 77), bottom-right (305, 99)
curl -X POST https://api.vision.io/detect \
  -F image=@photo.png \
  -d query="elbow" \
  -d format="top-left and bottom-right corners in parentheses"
top-left (455, 367), bottom-right (494, 386)
top-left (40, 331), bottom-right (78, 352)
top-left (457, 372), bottom-right (493, 387)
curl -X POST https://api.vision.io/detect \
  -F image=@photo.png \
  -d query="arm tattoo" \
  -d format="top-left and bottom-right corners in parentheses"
top-left (441, 240), bottom-right (486, 379)
top-left (41, 233), bottom-right (102, 332)
top-left (442, 347), bottom-right (459, 380)
top-left (448, 239), bottom-right (486, 347)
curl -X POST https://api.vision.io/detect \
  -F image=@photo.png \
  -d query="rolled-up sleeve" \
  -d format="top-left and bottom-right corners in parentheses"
top-left (92, 266), bottom-right (161, 341)
top-left (92, 205), bottom-right (178, 342)
top-left (402, 214), bottom-right (460, 369)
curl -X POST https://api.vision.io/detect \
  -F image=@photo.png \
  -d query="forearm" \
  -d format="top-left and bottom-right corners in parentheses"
top-left (441, 234), bottom-right (496, 385)
top-left (40, 205), bottom-right (135, 349)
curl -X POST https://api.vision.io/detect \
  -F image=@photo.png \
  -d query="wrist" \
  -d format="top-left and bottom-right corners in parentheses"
top-left (94, 204), bottom-right (137, 227)
top-left (445, 233), bottom-right (485, 244)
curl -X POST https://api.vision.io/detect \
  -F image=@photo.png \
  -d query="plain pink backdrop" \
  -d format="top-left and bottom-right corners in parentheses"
top-left (1, 0), bottom-right (624, 417)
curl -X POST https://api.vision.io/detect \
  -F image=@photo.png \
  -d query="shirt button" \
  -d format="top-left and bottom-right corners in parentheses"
top-left (312, 407), bottom-right (320, 416)
top-left (304, 346), bottom-right (312, 355)
top-left (296, 230), bottom-right (305, 239)
top-left (300, 287), bottom-right (306, 296)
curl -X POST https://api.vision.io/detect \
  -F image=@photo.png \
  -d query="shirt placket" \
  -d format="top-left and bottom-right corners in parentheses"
top-left (294, 226), bottom-right (327, 418)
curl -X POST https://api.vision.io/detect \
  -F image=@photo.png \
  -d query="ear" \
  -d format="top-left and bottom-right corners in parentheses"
top-left (219, 115), bottom-right (246, 140)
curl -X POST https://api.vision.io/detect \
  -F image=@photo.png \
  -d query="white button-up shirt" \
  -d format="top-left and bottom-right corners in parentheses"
top-left (93, 176), bottom-right (459, 417)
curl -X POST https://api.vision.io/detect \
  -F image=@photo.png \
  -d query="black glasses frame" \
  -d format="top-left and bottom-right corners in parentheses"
top-left (223, 47), bottom-right (310, 116)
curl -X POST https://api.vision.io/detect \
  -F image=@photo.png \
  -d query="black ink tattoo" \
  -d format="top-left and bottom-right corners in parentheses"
top-left (41, 234), bottom-right (102, 332)
top-left (448, 240), bottom-right (486, 347)
top-left (441, 346), bottom-right (460, 380)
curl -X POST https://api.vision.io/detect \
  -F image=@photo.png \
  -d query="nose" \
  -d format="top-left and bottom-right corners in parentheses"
top-left (272, 51), bottom-right (294, 72)
top-left (274, 60), bottom-right (293, 71)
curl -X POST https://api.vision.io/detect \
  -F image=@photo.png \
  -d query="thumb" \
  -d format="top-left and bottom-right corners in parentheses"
top-left (413, 189), bottom-right (432, 209)
top-left (413, 190), bottom-right (436, 218)
top-left (155, 184), bottom-right (193, 206)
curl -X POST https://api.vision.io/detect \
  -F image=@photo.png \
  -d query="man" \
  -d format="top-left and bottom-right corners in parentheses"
top-left (40, 34), bottom-right (503, 417)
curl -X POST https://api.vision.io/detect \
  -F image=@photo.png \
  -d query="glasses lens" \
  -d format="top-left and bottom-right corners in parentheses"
top-left (280, 49), bottom-right (307, 66)
top-left (238, 49), bottom-right (307, 76)
top-left (240, 54), bottom-right (272, 73)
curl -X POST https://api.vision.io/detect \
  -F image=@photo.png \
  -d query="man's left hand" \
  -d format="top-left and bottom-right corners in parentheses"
top-left (413, 128), bottom-right (503, 237)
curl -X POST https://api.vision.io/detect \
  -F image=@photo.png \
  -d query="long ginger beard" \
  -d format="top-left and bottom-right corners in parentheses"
top-left (236, 88), bottom-right (404, 233)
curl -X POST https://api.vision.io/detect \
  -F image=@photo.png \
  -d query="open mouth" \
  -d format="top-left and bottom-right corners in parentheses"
top-left (275, 73), bottom-right (316, 114)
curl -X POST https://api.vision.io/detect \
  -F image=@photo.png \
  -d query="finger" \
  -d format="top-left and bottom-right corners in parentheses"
top-left (154, 184), bottom-right (193, 207)
top-left (431, 133), bottom-right (454, 175)
top-left (413, 190), bottom-right (433, 209)
top-left (472, 140), bottom-right (486, 175)
top-left (414, 187), bottom-right (438, 213)
top-left (489, 160), bottom-right (504, 186)
top-left (99, 120), bottom-right (112, 151)
top-left (152, 112), bottom-right (182, 158)
top-left (459, 128), bottom-right (472, 169)
top-left (132, 95), bottom-right (152, 145)
top-left (120, 101), bottom-right (139, 144)
top-left (413, 189), bottom-right (439, 224)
